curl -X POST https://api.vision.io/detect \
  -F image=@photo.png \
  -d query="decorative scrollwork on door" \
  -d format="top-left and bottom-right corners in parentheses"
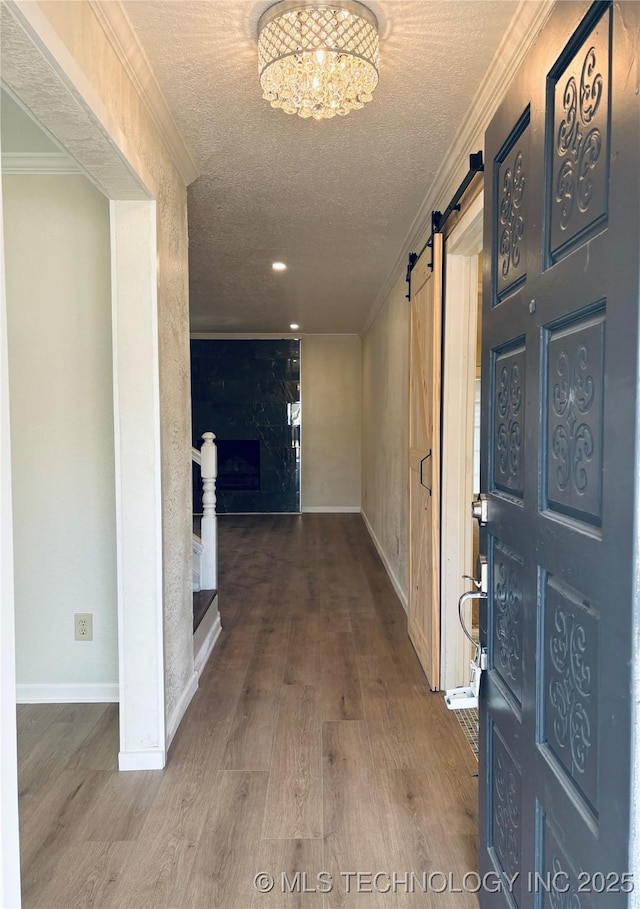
top-left (551, 344), bottom-right (594, 496)
top-left (494, 553), bottom-right (522, 702)
top-left (499, 151), bottom-right (526, 279)
top-left (548, 856), bottom-right (583, 909)
top-left (494, 349), bottom-right (524, 497)
top-left (494, 746), bottom-right (521, 880)
top-left (549, 7), bottom-right (610, 261)
top-left (555, 47), bottom-right (603, 229)
top-left (546, 311), bottom-right (603, 526)
top-left (549, 607), bottom-right (592, 774)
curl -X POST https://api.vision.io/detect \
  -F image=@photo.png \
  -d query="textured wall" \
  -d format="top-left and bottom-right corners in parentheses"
top-left (156, 182), bottom-right (191, 725)
top-left (34, 2), bottom-right (193, 728)
top-left (361, 275), bottom-right (409, 602)
top-left (301, 335), bottom-right (361, 510)
top-left (4, 174), bottom-right (117, 687)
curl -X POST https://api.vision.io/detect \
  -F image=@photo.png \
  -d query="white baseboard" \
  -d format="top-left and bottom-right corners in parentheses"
top-left (165, 670), bottom-right (198, 749)
top-left (302, 505), bottom-right (361, 513)
top-left (360, 509), bottom-right (408, 612)
top-left (194, 609), bottom-right (222, 678)
top-left (118, 749), bottom-right (165, 772)
top-left (16, 682), bottom-right (119, 704)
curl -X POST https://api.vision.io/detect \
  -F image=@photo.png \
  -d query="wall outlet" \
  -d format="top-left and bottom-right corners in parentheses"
top-left (74, 613), bottom-right (93, 641)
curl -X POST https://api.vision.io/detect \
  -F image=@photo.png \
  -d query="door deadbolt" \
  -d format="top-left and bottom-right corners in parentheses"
top-left (471, 494), bottom-right (489, 526)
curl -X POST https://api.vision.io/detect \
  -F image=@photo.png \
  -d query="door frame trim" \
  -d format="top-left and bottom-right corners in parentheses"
top-left (440, 190), bottom-right (484, 690)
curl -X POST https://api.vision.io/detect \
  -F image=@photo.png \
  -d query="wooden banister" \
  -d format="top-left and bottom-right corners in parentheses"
top-left (198, 432), bottom-right (217, 590)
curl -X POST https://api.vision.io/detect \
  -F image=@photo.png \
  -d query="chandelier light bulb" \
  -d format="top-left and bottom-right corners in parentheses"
top-left (258, 1), bottom-right (379, 121)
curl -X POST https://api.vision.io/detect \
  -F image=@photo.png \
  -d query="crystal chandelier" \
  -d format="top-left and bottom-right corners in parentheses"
top-left (258, 1), bottom-right (379, 121)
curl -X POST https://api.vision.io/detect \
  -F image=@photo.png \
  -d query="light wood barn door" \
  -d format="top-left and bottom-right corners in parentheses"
top-left (408, 233), bottom-right (443, 691)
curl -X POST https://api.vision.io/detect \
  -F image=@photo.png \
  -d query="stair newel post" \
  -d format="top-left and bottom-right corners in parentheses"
top-left (200, 431), bottom-right (217, 590)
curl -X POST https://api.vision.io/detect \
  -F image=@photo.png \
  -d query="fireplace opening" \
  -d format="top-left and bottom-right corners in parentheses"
top-left (216, 439), bottom-right (260, 491)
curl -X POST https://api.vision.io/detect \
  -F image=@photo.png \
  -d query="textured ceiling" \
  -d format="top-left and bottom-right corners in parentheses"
top-left (124, 1), bottom-right (518, 334)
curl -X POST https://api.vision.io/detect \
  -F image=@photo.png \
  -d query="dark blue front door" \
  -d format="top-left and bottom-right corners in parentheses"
top-left (479, 2), bottom-right (640, 906)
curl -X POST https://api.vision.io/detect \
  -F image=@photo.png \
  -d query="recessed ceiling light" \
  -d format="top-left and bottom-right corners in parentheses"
top-left (290, 323), bottom-right (300, 330)
top-left (272, 261), bottom-right (287, 271)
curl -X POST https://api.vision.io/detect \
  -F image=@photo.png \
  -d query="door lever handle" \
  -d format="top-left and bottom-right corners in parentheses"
top-left (447, 557), bottom-right (488, 712)
top-left (458, 590), bottom-right (486, 648)
top-left (462, 554), bottom-right (488, 595)
top-left (459, 558), bottom-right (488, 644)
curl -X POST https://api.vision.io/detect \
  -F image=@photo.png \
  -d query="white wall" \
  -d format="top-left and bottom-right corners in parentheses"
top-left (0, 158), bottom-right (21, 909)
top-left (361, 276), bottom-right (409, 606)
top-left (301, 335), bottom-right (361, 512)
top-left (0, 90), bottom-right (58, 153)
top-left (3, 173), bottom-right (118, 695)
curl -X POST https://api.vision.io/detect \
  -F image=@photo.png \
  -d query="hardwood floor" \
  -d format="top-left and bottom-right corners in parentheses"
top-left (18, 514), bottom-right (478, 908)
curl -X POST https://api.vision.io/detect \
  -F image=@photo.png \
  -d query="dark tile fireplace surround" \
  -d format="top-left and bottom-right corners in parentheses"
top-left (191, 339), bottom-right (300, 513)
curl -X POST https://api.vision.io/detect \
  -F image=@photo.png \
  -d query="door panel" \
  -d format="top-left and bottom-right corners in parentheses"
top-left (479, 3), bottom-right (640, 906)
top-left (547, 5), bottom-right (610, 264)
top-left (408, 234), bottom-right (443, 690)
top-left (492, 342), bottom-right (526, 499)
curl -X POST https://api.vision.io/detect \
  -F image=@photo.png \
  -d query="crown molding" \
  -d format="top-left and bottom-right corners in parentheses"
top-left (1, 151), bottom-right (82, 174)
top-left (362, 0), bottom-right (555, 334)
top-left (88, 0), bottom-right (199, 187)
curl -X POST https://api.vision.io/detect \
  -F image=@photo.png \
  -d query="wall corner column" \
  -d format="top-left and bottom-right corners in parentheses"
top-left (110, 200), bottom-right (166, 771)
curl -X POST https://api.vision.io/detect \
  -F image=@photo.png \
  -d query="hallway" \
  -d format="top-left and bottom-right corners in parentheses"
top-left (18, 515), bottom-right (478, 908)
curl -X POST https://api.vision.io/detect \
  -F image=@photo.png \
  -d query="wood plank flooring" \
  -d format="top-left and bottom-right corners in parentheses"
top-left (18, 514), bottom-right (478, 908)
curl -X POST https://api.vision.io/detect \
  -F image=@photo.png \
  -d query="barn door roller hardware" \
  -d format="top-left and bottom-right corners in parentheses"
top-left (405, 151), bottom-right (484, 300)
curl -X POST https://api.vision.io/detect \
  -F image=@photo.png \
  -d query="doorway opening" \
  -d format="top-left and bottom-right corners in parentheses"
top-left (1, 2), bottom-right (174, 894)
top-left (440, 189), bottom-right (484, 760)
top-left (458, 253), bottom-right (483, 760)
top-left (2, 87), bottom-right (119, 714)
